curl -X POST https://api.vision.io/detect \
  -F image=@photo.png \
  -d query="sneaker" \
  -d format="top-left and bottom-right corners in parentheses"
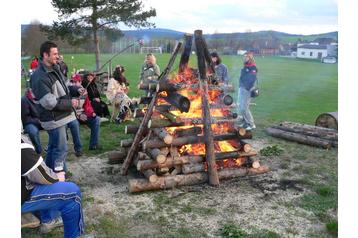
top-left (40, 216), bottom-right (63, 233)
top-left (100, 117), bottom-right (109, 123)
top-left (89, 145), bottom-right (103, 150)
top-left (245, 125), bottom-right (256, 130)
top-left (75, 150), bottom-right (83, 157)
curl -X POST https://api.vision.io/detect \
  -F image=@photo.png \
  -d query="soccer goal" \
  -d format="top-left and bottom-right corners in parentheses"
top-left (140, 47), bottom-right (163, 54)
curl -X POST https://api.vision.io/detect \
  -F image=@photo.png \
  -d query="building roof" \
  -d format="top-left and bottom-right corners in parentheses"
top-left (297, 44), bottom-right (327, 50)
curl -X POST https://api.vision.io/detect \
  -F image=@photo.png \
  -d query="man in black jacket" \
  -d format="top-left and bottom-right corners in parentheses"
top-left (21, 89), bottom-right (43, 154)
top-left (30, 41), bottom-right (78, 172)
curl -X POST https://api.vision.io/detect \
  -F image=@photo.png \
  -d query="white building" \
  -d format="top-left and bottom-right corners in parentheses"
top-left (297, 44), bottom-right (328, 59)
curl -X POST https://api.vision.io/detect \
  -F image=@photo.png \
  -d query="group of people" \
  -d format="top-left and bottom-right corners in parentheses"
top-left (21, 40), bottom-right (258, 238)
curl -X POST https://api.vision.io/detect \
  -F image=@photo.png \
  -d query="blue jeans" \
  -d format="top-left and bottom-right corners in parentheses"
top-left (24, 124), bottom-right (42, 154)
top-left (67, 120), bottom-right (83, 153)
top-left (238, 87), bottom-right (255, 127)
top-left (21, 182), bottom-right (84, 238)
top-left (46, 126), bottom-right (68, 171)
top-left (87, 116), bottom-right (100, 148)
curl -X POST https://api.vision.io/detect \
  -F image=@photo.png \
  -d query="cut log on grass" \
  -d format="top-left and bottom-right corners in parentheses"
top-left (153, 128), bottom-right (174, 144)
top-left (266, 127), bottom-right (332, 149)
top-left (128, 166), bottom-right (270, 193)
top-left (107, 149), bottom-right (127, 164)
top-left (121, 41), bottom-right (183, 175)
top-left (315, 112), bottom-right (338, 130)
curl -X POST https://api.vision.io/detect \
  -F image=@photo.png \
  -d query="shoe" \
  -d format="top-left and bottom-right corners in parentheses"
top-left (21, 213), bottom-right (40, 228)
top-left (100, 117), bottom-right (109, 123)
top-left (75, 150), bottom-right (83, 157)
top-left (89, 145), bottom-right (103, 150)
top-left (80, 234), bottom-right (95, 238)
top-left (40, 216), bottom-right (63, 233)
top-left (245, 125), bottom-right (256, 130)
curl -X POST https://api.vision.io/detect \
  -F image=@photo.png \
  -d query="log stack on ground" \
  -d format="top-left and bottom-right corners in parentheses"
top-left (266, 121), bottom-right (338, 148)
top-left (108, 30), bottom-right (268, 193)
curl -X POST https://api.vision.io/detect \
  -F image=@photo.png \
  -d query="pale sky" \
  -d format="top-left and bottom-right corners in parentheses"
top-left (19, 0), bottom-right (338, 35)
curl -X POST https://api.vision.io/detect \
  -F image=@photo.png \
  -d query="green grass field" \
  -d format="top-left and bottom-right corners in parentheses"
top-left (21, 54), bottom-right (337, 153)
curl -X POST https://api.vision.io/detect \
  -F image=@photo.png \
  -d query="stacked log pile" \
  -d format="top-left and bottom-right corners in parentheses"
top-left (266, 121), bottom-right (338, 149)
top-left (109, 30), bottom-right (269, 193)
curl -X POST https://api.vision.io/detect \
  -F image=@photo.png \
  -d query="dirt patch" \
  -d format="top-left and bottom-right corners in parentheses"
top-left (66, 136), bottom-right (337, 237)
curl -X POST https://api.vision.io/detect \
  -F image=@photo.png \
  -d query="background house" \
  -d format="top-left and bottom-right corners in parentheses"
top-left (297, 44), bottom-right (328, 59)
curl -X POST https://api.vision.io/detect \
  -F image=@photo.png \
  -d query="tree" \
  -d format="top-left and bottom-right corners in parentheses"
top-left (22, 20), bottom-right (49, 56)
top-left (42, 0), bottom-right (156, 70)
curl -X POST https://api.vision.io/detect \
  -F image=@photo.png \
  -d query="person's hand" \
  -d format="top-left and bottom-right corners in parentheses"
top-left (71, 99), bottom-right (79, 108)
top-left (147, 76), bottom-right (152, 80)
top-left (78, 88), bottom-right (86, 95)
top-left (56, 172), bottom-right (66, 182)
top-left (94, 98), bottom-right (100, 102)
top-left (92, 112), bottom-right (96, 117)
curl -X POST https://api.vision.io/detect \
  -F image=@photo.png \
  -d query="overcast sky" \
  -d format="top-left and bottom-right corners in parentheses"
top-left (20, 0), bottom-right (338, 35)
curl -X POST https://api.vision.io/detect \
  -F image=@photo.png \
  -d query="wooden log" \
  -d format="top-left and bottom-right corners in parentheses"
top-left (158, 111), bottom-right (178, 123)
top-left (252, 160), bottom-right (261, 169)
top-left (174, 126), bottom-right (202, 137)
top-left (107, 149), bottom-right (127, 164)
top-left (148, 117), bottom-right (238, 128)
top-left (120, 138), bottom-right (134, 147)
top-left (152, 128), bottom-right (174, 144)
top-left (138, 152), bottom-right (151, 160)
top-left (315, 112), bottom-right (338, 130)
top-left (162, 91), bottom-right (190, 113)
top-left (266, 127), bottom-right (332, 149)
top-left (125, 125), bottom-right (140, 134)
top-left (280, 121), bottom-right (338, 134)
top-left (156, 81), bottom-right (235, 93)
top-left (239, 141), bottom-right (252, 153)
top-left (179, 33), bottom-right (193, 73)
top-left (149, 148), bottom-right (169, 164)
top-left (133, 108), bottom-right (145, 118)
top-left (195, 29), bottom-right (219, 186)
top-left (182, 163), bottom-right (205, 174)
top-left (128, 166), bottom-right (270, 193)
top-left (154, 103), bottom-right (237, 112)
top-left (136, 151), bottom-right (257, 171)
top-left (142, 169), bottom-right (159, 183)
top-left (137, 96), bottom-right (153, 105)
top-left (222, 94), bottom-right (234, 106)
top-left (142, 133), bottom-right (240, 150)
top-left (148, 119), bottom-right (185, 128)
top-left (121, 41), bottom-right (183, 175)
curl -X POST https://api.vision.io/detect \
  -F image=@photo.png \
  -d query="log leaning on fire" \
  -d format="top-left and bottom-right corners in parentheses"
top-left (266, 127), bottom-right (332, 149)
top-left (128, 166), bottom-right (270, 193)
top-left (136, 151), bottom-right (258, 171)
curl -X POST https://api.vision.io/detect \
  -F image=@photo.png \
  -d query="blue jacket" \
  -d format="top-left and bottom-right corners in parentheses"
top-left (30, 60), bottom-right (76, 130)
top-left (239, 64), bottom-right (258, 91)
top-left (215, 63), bottom-right (229, 84)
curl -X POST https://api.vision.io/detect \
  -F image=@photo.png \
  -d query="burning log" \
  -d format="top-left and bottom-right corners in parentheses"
top-left (153, 128), bottom-right (174, 144)
top-left (179, 33), bottom-right (193, 73)
top-left (156, 81), bottom-right (235, 93)
top-left (266, 127), bottom-right (332, 149)
top-left (158, 111), bottom-right (178, 123)
top-left (154, 103), bottom-right (236, 112)
top-left (161, 91), bottom-right (191, 113)
top-left (142, 133), bottom-right (241, 150)
top-left (137, 96), bottom-right (153, 105)
top-left (174, 126), bottom-right (202, 137)
top-left (148, 119), bottom-right (185, 128)
top-left (148, 117), bottom-right (238, 128)
top-left (195, 29), bottom-right (219, 186)
top-left (128, 166), bottom-right (270, 193)
top-left (121, 42), bottom-right (183, 175)
top-left (133, 108), bottom-right (145, 118)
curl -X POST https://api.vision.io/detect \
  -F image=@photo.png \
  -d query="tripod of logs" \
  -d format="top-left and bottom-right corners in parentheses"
top-left (109, 30), bottom-right (269, 193)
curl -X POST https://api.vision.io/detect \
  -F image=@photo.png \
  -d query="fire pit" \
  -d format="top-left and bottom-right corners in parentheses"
top-left (109, 30), bottom-right (269, 193)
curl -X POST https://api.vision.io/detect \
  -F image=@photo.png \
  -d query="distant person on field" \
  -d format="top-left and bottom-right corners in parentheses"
top-left (237, 52), bottom-right (258, 130)
top-left (21, 88), bottom-right (43, 154)
top-left (68, 74), bottom-right (102, 151)
top-left (30, 41), bottom-right (78, 172)
top-left (210, 52), bottom-right (229, 84)
top-left (106, 65), bottom-right (134, 123)
top-left (81, 71), bottom-right (110, 119)
top-left (30, 56), bottom-right (39, 70)
top-left (139, 53), bottom-right (160, 95)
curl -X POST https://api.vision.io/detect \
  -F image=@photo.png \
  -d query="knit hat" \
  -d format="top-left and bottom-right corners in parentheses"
top-left (71, 74), bottom-right (82, 82)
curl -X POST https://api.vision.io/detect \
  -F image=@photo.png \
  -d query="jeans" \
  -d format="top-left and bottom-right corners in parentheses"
top-left (21, 182), bottom-right (84, 238)
top-left (46, 126), bottom-right (68, 171)
top-left (67, 120), bottom-right (83, 153)
top-left (87, 116), bottom-right (100, 148)
top-left (238, 87), bottom-right (255, 127)
top-left (24, 124), bottom-right (42, 154)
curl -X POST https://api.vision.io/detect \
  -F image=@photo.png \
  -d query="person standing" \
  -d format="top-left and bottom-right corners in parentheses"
top-left (30, 41), bottom-right (78, 172)
top-left (30, 56), bottom-right (39, 70)
top-left (237, 52), bottom-right (258, 130)
top-left (210, 52), bottom-right (229, 84)
top-left (139, 53), bottom-right (160, 95)
top-left (21, 88), bottom-right (43, 154)
top-left (58, 55), bottom-right (69, 78)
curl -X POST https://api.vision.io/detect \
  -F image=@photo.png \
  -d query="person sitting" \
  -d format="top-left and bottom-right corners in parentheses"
top-left (81, 71), bottom-right (110, 119)
top-left (21, 139), bottom-right (85, 237)
top-left (139, 53), bottom-right (161, 96)
top-left (21, 88), bottom-right (43, 154)
top-left (106, 65), bottom-right (134, 123)
top-left (68, 74), bottom-right (102, 151)
top-left (30, 56), bottom-right (39, 70)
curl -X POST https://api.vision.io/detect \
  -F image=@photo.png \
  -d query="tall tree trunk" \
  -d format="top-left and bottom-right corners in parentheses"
top-left (93, 27), bottom-right (100, 71)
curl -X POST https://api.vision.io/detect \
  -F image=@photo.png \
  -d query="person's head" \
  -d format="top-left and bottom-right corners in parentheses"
top-left (115, 65), bottom-right (125, 74)
top-left (85, 72), bottom-right (95, 82)
top-left (243, 52), bottom-right (255, 65)
top-left (210, 52), bottom-right (221, 65)
top-left (71, 74), bottom-right (82, 86)
top-left (40, 41), bottom-right (59, 66)
top-left (145, 53), bottom-right (156, 65)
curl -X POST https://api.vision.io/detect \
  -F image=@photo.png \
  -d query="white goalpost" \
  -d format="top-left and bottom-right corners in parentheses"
top-left (140, 47), bottom-right (163, 54)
